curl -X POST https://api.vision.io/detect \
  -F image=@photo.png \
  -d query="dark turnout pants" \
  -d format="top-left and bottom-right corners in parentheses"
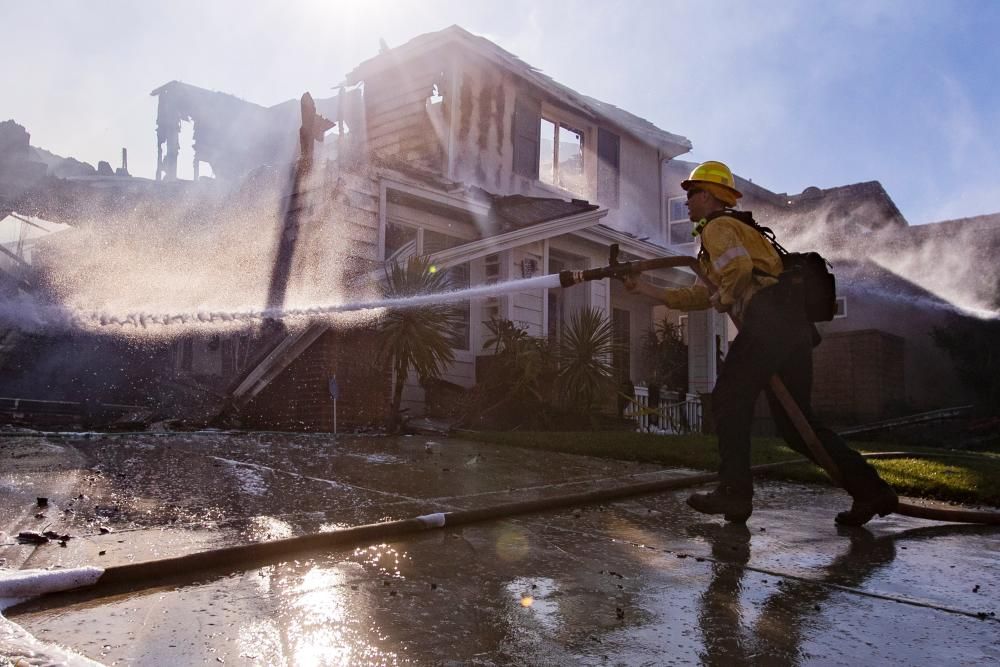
top-left (711, 284), bottom-right (889, 500)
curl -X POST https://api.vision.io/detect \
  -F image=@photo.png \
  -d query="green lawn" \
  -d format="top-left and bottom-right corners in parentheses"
top-left (458, 430), bottom-right (1000, 507)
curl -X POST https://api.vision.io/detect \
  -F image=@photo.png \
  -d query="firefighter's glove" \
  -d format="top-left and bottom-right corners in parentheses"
top-left (709, 292), bottom-right (730, 313)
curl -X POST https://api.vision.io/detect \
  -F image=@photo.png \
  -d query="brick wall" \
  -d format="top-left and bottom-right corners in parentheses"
top-left (812, 329), bottom-right (904, 426)
top-left (243, 328), bottom-right (388, 431)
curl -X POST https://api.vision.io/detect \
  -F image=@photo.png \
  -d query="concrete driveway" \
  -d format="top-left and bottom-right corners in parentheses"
top-left (1, 432), bottom-right (997, 665)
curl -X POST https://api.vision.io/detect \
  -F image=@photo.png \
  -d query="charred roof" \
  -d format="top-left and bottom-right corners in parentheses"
top-left (346, 25), bottom-right (692, 158)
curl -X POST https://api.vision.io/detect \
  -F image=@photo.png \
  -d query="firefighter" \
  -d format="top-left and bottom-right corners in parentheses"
top-left (624, 160), bottom-right (897, 525)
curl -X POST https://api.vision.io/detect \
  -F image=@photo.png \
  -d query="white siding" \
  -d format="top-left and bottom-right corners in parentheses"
top-left (687, 309), bottom-right (713, 394)
top-left (601, 133), bottom-right (663, 243)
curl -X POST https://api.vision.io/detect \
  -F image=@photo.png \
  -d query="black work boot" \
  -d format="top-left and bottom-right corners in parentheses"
top-left (835, 485), bottom-right (898, 526)
top-left (686, 485), bottom-right (753, 523)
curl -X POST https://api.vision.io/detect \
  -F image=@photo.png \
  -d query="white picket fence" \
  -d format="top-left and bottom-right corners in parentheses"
top-left (626, 385), bottom-right (703, 434)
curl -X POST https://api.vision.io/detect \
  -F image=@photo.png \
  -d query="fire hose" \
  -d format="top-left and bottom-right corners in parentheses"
top-left (559, 244), bottom-right (999, 525)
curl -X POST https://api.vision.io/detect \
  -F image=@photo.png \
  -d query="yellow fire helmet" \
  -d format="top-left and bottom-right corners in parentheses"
top-left (681, 161), bottom-right (743, 203)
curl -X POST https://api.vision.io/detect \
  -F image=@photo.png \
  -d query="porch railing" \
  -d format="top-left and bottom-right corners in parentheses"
top-left (626, 385), bottom-right (702, 434)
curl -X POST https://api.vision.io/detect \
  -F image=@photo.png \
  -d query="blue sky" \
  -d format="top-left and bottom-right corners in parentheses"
top-left (3, 0), bottom-right (999, 224)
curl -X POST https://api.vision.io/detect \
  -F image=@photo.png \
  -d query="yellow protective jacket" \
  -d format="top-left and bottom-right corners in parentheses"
top-left (662, 213), bottom-right (783, 320)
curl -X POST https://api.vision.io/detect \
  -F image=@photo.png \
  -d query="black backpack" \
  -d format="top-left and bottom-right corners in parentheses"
top-left (702, 209), bottom-right (837, 322)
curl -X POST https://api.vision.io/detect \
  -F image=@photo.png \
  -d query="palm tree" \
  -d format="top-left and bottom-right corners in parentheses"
top-left (555, 306), bottom-right (620, 416)
top-left (375, 256), bottom-right (463, 431)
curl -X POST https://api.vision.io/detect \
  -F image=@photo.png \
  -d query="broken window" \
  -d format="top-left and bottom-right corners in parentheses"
top-left (667, 195), bottom-right (693, 245)
top-left (539, 118), bottom-right (585, 196)
top-left (597, 128), bottom-right (620, 207)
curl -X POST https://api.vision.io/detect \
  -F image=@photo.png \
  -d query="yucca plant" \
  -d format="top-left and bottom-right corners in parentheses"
top-left (555, 306), bottom-right (620, 416)
top-left (375, 256), bottom-right (463, 431)
top-left (477, 317), bottom-right (557, 423)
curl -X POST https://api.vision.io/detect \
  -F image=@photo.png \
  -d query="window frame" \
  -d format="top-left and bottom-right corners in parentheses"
top-left (834, 296), bottom-right (847, 319)
top-left (539, 117), bottom-right (587, 195)
top-left (536, 103), bottom-right (591, 198)
top-left (667, 195), bottom-right (694, 246)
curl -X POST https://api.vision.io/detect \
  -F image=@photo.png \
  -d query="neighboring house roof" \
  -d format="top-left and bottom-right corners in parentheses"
top-left (835, 257), bottom-right (952, 303)
top-left (901, 211), bottom-right (1000, 243)
top-left (768, 181), bottom-right (908, 230)
top-left (882, 212), bottom-right (1000, 313)
top-left (346, 25), bottom-right (692, 158)
top-left (666, 160), bottom-right (908, 233)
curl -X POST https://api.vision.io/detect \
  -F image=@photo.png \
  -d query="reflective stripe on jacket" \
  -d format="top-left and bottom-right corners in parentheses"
top-left (662, 214), bottom-right (783, 319)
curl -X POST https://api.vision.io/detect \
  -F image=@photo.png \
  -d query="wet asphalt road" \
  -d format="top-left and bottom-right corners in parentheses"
top-left (1, 432), bottom-right (998, 665)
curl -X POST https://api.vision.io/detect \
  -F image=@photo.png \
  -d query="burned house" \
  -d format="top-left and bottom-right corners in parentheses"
top-left (138, 25), bottom-right (733, 430)
top-left (8, 25), bottom-right (993, 432)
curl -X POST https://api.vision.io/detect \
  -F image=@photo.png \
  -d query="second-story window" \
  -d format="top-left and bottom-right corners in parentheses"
top-left (539, 118), bottom-right (586, 196)
top-left (667, 195), bottom-right (693, 245)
